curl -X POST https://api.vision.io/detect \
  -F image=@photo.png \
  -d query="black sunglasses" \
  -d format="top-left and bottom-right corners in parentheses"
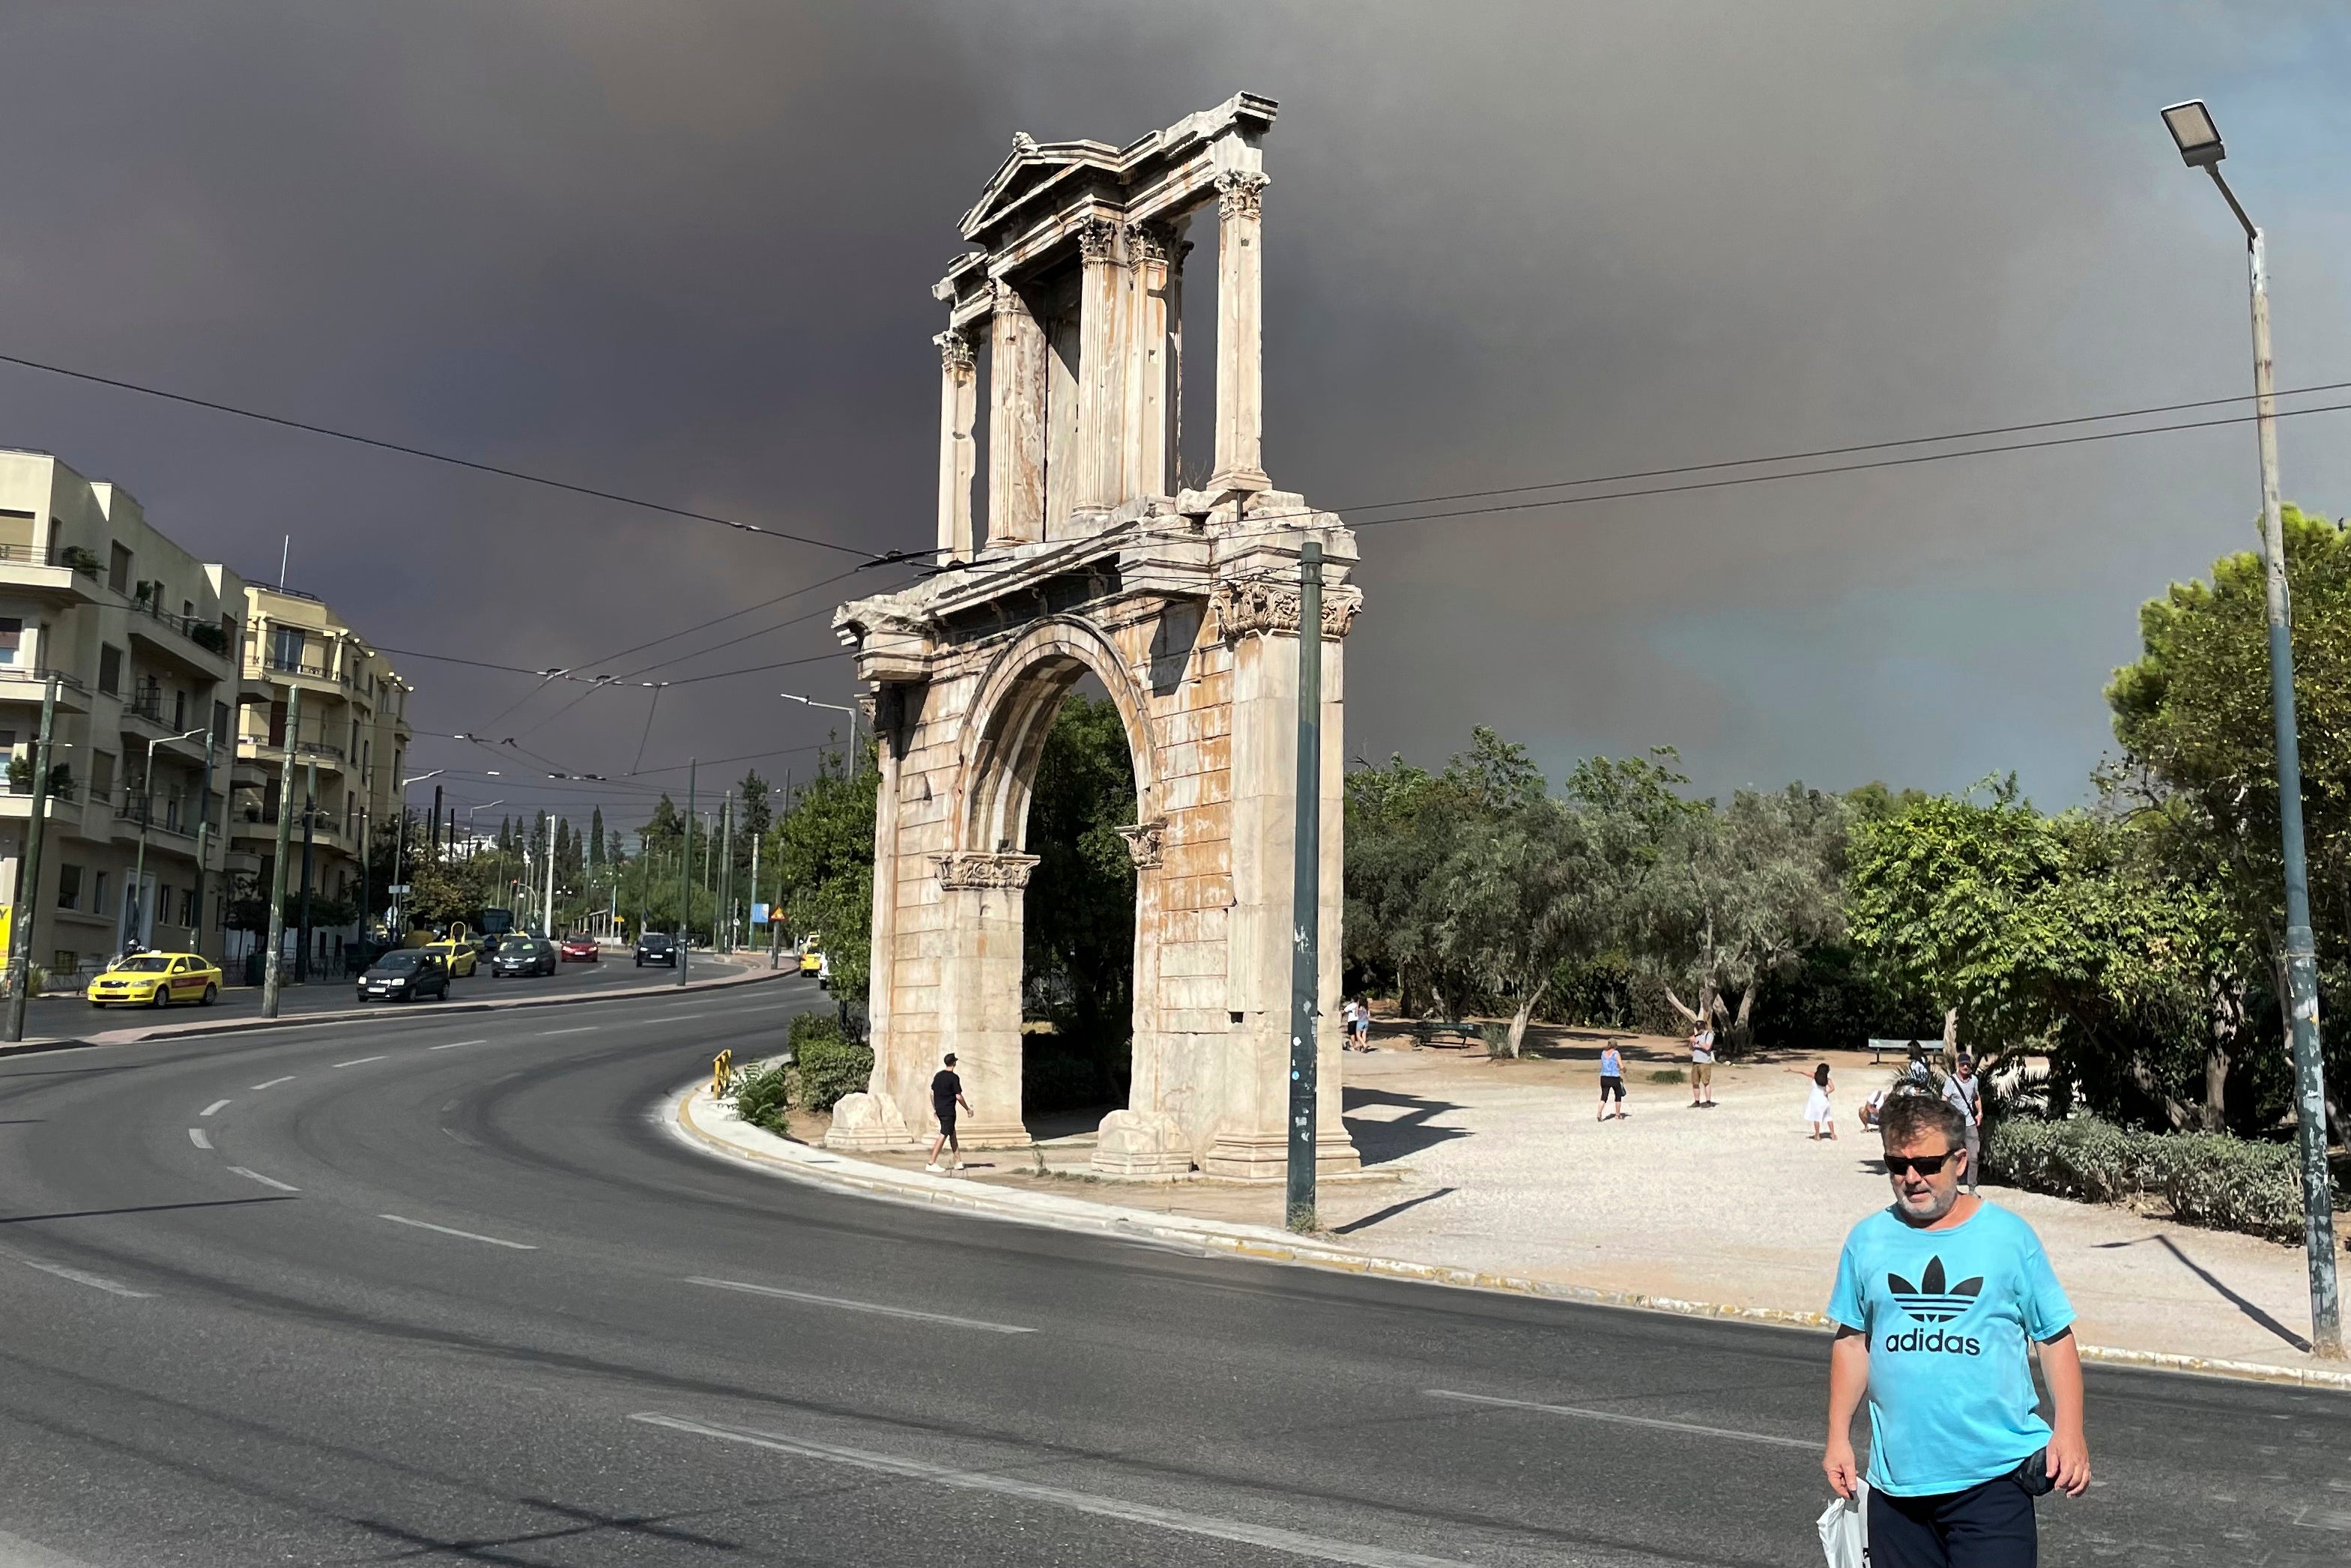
top-left (1883, 1151), bottom-right (1961, 1177)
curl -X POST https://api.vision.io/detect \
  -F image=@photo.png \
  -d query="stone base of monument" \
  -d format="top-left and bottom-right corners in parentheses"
top-left (823, 1092), bottom-right (916, 1150)
top-left (1088, 1110), bottom-right (1195, 1178)
top-left (1202, 1130), bottom-right (1364, 1182)
top-left (939, 1118), bottom-right (1034, 1150)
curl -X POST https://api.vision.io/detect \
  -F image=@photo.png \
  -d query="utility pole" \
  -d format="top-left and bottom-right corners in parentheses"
top-left (1286, 539), bottom-right (1323, 1235)
top-left (296, 758), bottom-right (317, 981)
top-left (392, 804), bottom-right (408, 936)
top-left (4, 678), bottom-right (60, 1041)
top-left (193, 726), bottom-right (218, 963)
top-left (542, 814), bottom-right (557, 936)
top-left (355, 802), bottom-right (369, 956)
top-left (2161, 100), bottom-right (2341, 1356)
top-left (748, 827), bottom-right (760, 962)
top-left (127, 740), bottom-right (154, 954)
top-left (430, 783), bottom-right (443, 862)
top-left (261, 688), bottom-right (298, 1018)
top-left (717, 792), bottom-right (733, 954)
top-left (677, 760), bottom-right (695, 986)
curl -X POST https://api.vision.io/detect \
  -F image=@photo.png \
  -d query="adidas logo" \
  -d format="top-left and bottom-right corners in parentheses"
top-left (1887, 1256), bottom-right (1983, 1324)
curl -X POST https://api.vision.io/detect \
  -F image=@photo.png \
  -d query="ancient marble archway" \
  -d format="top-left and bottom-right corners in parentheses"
top-left (826, 92), bottom-right (1361, 1178)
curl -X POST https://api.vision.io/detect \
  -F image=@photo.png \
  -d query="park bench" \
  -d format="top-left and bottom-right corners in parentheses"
top-left (1411, 1020), bottom-right (1483, 1050)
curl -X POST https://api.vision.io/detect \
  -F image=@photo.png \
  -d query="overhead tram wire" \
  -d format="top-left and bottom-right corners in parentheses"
top-left (0, 348), bottom-right (919, 564)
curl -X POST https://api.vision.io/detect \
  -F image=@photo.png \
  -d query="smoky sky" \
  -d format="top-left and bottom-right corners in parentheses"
top-left (3, 1), bottom-right (2348, 829)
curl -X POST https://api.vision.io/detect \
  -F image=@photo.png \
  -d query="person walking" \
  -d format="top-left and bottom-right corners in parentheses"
top-left (1823, 1094), bottom-right (2090, 1566)
top-left (925, 1052), bottom-right (971, 1173)
top-left (1944, 1053), bottom-right (1983, 1196)
top-left (1688, 1021), bottom-right (1716, 1108)
top-left (1354, 998), bottom-right (1373, 1051)
top-left (1786, 1061), bottom-right (1836, 1139)
top-left (1597, 1041), bottom-right (1627, 1121)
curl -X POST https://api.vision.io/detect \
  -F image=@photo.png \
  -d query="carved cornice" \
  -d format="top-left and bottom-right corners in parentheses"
top-left (1215, 170), bottom-right (1269, 221)
top-left (1114, 818), bottom-right (1167, 870)
top-left (934, 330), bottom-right (975, 375)
top-left (935, 852), bottom-right (1040, 891)
top-left (1210, 581), bottom-right (1361, 643)
top-left (1077, 217), bottom-right (1119, 261)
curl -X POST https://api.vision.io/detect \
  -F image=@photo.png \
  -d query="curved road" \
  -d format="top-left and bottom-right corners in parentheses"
top-left (0, 978), bottom-right (2342, 1566)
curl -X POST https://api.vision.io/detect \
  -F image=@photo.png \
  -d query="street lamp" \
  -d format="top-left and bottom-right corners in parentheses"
top-left (2164, 97), bottom-right (2341, 1357)
top-left (390, 769), bottom-right (444, 936)
top-left (781, 691), bottom-right (860, 751)
top-left (124, 726), bottom-right (211, 956)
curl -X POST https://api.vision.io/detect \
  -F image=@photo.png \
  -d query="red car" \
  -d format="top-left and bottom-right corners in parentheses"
top-left (558, 936), bottom-right (601, 963)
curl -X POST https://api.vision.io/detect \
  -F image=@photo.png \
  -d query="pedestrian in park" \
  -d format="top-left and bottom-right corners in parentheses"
top-left (1597, 1041), bottom-right (1627, 1121)
top-left (1823, 1094), bottom-right (2090, 1567)
top-left (1786, 1061), bottom-right (1836, 1139)
top-left (1354, 997), bottom-right (1373, 1051)
top-left (1904, 1041), bottom-right (1934, 1088)
top-left (925, 1052), bottom-right (971, 1173)
top-left (1945, 1053), bottom-right (1983, 1196)
top-left (1688, 1021), bottom-right (1716, 1107)
top-left (1859, 1085), bottom-right (1891, 1130)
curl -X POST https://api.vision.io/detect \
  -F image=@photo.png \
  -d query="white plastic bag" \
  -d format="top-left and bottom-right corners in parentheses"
top-left (1817, 1480), bottom-right (1869, 1568)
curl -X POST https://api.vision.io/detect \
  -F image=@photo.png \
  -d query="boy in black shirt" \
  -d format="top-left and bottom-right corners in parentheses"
top-left (926, 1053), bottom-right (972, 1172)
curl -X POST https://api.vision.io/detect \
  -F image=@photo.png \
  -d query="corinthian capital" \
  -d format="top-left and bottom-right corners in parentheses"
top-left (1215, 170), bottom-right (1269, 220)
top-left (1077, 217), bottom-right (1119, 261)
top-left (1128, 222), bottom-right (1174, 265)
top-left (934, 330), bottom-right (975, 374)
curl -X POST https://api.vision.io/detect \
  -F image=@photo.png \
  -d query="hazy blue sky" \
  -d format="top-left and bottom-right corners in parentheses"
top-left (2, 1), bottom-right (2347, 824)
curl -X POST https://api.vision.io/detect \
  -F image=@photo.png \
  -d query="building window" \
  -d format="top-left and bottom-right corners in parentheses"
top-left (107, 542), bottom-right (131, 594)
top-left (173, 689), bottom-right (187, 729)
top-left (267, 700), bottom-right (286, 748)
top-left (270, 626), bottom-right (305, 673)
top-left (89, 751), bottom-right (115, 802)
top-left (0, 617), bottom-right (19, 667)
top-left (213, 700), bottom-right (230, 745)
top-left (92, 873), bottom-right (109, 915)
top-left (97, 644), bottom-right (123, 695)
top-left (56, 864), bottom-right (82, 910)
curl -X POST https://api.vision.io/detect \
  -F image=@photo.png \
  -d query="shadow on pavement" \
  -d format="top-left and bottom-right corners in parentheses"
top-left (1343, 1086), bottom-right (1469, 1165)
top-left (2090, 1232), bottom-right (2313, 1352)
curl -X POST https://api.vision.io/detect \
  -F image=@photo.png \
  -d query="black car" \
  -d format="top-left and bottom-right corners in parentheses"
top-left (634, 933), bottom-right (678, 967)
top-left (491, 937), bottom-right (557, 978)
top-left (356, 948), bottom-right (450, 1003)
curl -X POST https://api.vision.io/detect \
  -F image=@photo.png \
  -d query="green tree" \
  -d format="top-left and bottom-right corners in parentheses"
top-left (1021, 697), bottom-right (1138, 1089)
top-left (774, 748), bottom-right (878, 1005)
top-left (588, 806), bottom-right (605, 868)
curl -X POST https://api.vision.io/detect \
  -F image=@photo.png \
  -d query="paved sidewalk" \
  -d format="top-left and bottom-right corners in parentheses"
top-left (678, 1031), bottom-right (2351, 1390)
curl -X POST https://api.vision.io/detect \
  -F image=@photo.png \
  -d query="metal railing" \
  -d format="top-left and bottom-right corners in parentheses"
top-left (259, 653), bottom-right (333, 680)
top-left (126, 594), bottom-right (233, 659)
top-left (0, 665), bottom-right (89, 694)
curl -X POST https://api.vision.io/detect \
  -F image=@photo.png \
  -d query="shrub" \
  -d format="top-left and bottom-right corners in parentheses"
top-left (1649, 1067), bottom-right (1687, 1084)
top-left (1986, 1115), bottom-right (2321, 1243)
top-left (792, 1032), bottom-right (873, 1112)
top-left (728, 1063), bottom-right (790, 1135)
top-left (1480, 1022), bottom-right (1516, 1059)
top-left (788, 1010), bottom-right (844, 1050)
top-left (2160, 1133), bottom-right (2308, 1244)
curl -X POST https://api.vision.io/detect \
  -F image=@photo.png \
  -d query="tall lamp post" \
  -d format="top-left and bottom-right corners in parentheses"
top-left (2163, 98), bottom-right (2341, 1357)
top-left (391, 769), bottom-right (443, 939)
top-left (125, 727), bottom-right (210, 954)
top-left (781, 691), bottom-right (859, 753)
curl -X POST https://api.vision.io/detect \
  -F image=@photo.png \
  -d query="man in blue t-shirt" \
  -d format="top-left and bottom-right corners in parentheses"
top-left (1824, 1092), bottom-right (2090, 1566)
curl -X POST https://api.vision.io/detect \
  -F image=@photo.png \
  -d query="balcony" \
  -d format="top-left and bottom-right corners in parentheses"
top-left (0, 665), bottom-right (94, 712)
top-left (124, 595), bottom-right (234, 675)
top-left (238, 737), bottom-right (348, 775)
top-left (115, 797), bottom-right (199, 841)
top-left (0, 541), bottom-right (103, 607)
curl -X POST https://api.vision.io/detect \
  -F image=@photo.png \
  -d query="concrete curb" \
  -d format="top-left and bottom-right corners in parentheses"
top-left (1, 960), bottom-right (793, 1058)
top-left (670, 1083), bottom-right (2351, 1397)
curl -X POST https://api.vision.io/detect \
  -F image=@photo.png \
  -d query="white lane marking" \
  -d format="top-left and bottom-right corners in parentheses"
top-left (538, 1026), bottom-right (597, 1037)
top-left (631, 1413), bottom-right (1466, 1568)
top-left (18, 1258), bottom-right (152, 1298)
top-left (227, 1166), bottom-right (299, 1193)
top-left (200, 1099), bottom-right (231, 1117)
top-left (666, 1013), bottom-right (707, 1022)
top-left (378, 1214), bottom-right (537, 1250)
top-left (685, 1276), bottom-right (1033, 1334)
top-left (1423, 1388), bottom-right (1815, 1450)
top-left (429, 1038), bottom-right (489, 1051)
top-left (187, 1127), bottom-right (212, 1150)
top-left (249, 1076), bottom-right (295, 1091)
top-left (333, 1056), bottom-right (387, 1068)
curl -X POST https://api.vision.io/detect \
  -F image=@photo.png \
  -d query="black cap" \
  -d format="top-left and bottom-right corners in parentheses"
top-left (943, 1053), bottom-right (957, 1065)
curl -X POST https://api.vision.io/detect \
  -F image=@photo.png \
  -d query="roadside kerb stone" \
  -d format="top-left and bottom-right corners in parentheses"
top-left (670, 1080), bottom-right (2351, 1396)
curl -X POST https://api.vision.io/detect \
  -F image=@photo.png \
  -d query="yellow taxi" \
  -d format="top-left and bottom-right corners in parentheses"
top-left (87, 951), bottom-right (223, 1008)
top-left (421, 937), bottom-right (479, 978)
top-left (799, 939), bottom-right (823, 976)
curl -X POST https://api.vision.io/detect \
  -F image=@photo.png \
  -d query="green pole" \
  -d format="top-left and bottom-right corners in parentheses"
top-left (1286, 540), bottom-right (1323, 1234)
top-left (677, 760), bottom-right (695, 986)
top-left (261, 687), bottom-right (298, 1017)
top-left (4, 678), bottom-right (60, 1041)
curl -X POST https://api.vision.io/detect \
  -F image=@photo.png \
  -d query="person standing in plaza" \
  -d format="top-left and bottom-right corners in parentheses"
top-left (1944, 1053), bottom-right (1983, 1196)
top-left (1597, 1041), bottom-right (1627, 1121)
top-left (1786, 1060), bottom-right (1836, 1139)
top-left (1823, 1094), bottom-right (2090, 1566)
top-left (1688, 1020), bottom-right (1716, 1108)
top-left (925, 1052), bottom-right (971, 1173)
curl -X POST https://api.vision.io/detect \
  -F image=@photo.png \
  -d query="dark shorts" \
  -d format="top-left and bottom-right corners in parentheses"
top-left (934, 1104), bottom-right (957, 1133)
top-left (1598, 1076), bottom-right (1624, 1101)
top-left (1869, 1474), bottom-right (2037, 1568)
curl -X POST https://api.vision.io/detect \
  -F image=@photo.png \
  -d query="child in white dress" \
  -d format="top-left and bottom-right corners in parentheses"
top-left (1785, 1061), bottom-right (1836, 1139)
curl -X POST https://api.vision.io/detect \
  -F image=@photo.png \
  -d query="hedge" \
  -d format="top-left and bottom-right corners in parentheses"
top-left (1985, 1116), bottom-right (2323, 1244)
top-left (787, 1012), bottom-right (874, 1112)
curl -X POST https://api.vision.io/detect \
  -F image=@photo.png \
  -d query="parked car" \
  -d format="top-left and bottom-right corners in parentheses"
top-left (634, 932), bottom-right (678, 968)
top-left (420, 937), bottom-right (479, 978)
top-left (491, 936), bottom-right (557, 978)
top-left (558, 936), bottom-right (599, 963)
top-left (799, 942), bottom-right (823, 976)
top-left (356, 949), bottom-right (450, 1003)
top-left (87, 951), bottom-right (221, 1008)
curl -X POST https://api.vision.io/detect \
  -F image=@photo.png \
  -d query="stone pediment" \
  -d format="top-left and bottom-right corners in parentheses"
top-left (958, 91), bottom-right (1278, 249)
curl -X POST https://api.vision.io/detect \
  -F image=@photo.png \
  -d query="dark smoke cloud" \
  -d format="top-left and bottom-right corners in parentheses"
top-left (1, 1), bottom-right (2345, 823)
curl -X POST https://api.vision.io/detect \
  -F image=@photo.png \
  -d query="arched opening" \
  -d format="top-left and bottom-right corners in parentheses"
top-left (1017, 673), bottom-right (1139, 1137)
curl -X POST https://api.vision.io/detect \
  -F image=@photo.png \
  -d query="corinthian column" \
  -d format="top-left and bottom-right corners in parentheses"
top-left (1209, 171), bottom-right (1270, 494)
top-left (1126, 223), bottom-right (1177, 499)
top-left (1073, 216), bottom-right (1125, 518)
top-left (934, 330), bottom-right (976, 560)
top-left (987, 281), bottom-right (1046, 545)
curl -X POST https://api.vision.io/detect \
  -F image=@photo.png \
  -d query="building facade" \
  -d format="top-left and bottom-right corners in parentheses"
top-left (227, 584), bottom-right (413, 974)
top-left (0, 449), bottom-right (246, 981)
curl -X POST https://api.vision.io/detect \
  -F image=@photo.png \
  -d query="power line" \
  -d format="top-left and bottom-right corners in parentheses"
top-left (0, 348), bottom-right (912, 562)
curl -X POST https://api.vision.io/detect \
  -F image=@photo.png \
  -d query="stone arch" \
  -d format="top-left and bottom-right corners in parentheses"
top-left (955, 614), bottom-right (1161, 861)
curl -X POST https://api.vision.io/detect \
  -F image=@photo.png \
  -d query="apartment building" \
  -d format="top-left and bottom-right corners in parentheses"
top-left (0, 449), bottom-right (245, 978)
top-left (228, 583), bottom-right (413, 974)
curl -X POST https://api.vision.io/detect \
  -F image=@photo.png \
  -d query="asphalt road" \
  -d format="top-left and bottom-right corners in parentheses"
top-left (0, 978), bottom-right (2344, 1567)
top-left (17, 945), bottom-right (751, 1036)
